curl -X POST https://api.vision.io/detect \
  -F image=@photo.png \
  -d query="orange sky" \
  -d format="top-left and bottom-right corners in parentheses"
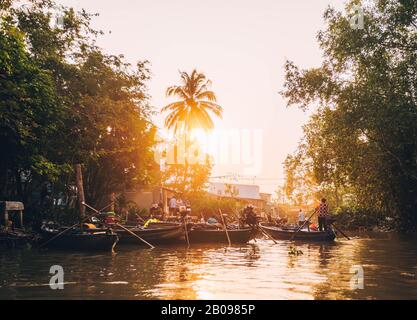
top-left (58, 0), bottom-right (346, 194)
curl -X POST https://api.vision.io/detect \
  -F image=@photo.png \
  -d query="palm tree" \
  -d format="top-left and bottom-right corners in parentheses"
top-left (162, 69), bottom-right (223, 134)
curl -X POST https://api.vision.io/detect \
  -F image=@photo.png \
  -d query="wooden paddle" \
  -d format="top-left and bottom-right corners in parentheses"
top-left (219, 209), bottom-right (231, 246)
top-left (115, 223), bottom-right (155, 249)
top-left (330, 223), bottom-right (351, 240)
top-left (257, 225), bottom-right (278, 244)
top-left (183, 218), bottom-right (191, 248)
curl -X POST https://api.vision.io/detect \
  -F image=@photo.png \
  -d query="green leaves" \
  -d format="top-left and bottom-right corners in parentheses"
top-left (162, 69), bottom-right (223, 133)
top-left (0, 1), bottom-right (156, 218)
top-left (282, 0), bottom-right (417, 230)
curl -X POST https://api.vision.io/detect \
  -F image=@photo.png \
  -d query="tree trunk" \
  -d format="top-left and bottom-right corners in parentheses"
top-left (74, 164), bottom-right (86, 222)
top-left (15, 169), bottom-right (23, 200)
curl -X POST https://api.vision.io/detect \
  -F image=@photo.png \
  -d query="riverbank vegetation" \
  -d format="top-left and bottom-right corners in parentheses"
top-left (282, 0), bottom-right (417, 231)
top-left (0, 1), bottom-right (157, 223)
top-left (0, 1), bottom-right (220, 226)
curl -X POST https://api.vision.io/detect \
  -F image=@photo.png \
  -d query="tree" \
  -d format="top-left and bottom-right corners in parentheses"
top-left (162, 156), bottom-right (213, 195)
top-left (0, 1), bottom-right (157, 222)
top-left (281, 0), bottom-right (417, 230)
top-left (161, 70), bottom-right (222, 196)
top-left (162, 69), bottom-right (222, 133)
top-left (0, 21), bottom-right (63, 202)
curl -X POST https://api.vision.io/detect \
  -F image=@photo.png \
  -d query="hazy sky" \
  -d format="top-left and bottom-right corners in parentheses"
top-left (58, 0), bottom-right (346, 194)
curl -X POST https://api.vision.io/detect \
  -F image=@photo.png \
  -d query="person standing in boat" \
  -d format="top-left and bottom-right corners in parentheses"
top-left (316, 198), bottom-right (329, 231)
top-left (168, 195), bottom-right (178, 217)
top-left (298, 209), bottom-right (306, 227)
top-left (150, 203), bottom-right (163, 220)
top-left (243, 204), bottom-right (258, 227)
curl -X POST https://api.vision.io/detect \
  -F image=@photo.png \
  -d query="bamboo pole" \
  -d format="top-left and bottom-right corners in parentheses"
top-left (258, 225), bottom-right (278, 244)
top-left (74, 164), bottom-right (85, 230)
top-left (115, 223), bottom-right (155, 249)
top-left (183, 218), bottom-right (190, 248)
top-left (331, 223), bottom-right (351, 240)
top-left (219, 209), bottom-right (231, 246)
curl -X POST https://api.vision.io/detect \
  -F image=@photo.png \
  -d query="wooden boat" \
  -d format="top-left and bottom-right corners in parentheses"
top-left (259, 223), bottom-right (336, 241)
top-left (187, 224), bottom-right (255, 244)
top-left (115, 223), bottom-right (183, 245)
top-left (0, 201), bottom-right (34, 249)
top-left (40, 224), bottom-right (119, 251)
top-left (0, 229), bottom-right (34, 249)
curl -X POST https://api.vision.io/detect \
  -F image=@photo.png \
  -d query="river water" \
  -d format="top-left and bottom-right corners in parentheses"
top-left (1, 235), bottom-right (416, 300)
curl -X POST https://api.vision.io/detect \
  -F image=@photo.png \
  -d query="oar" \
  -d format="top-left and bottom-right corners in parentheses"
top-left (290, 209), bottom-right (316, 241)
top-left (257, 224), bottom-right (278, 244)
top-left (115, 223), bottom-right (155, 249)
top-left (98, 202), bottom-right (114, 213)
top-left (331, 223), bottom-right (350, 240)
top-left (82, 202), bottom-right (155, 249)
top-left (183, 216), bottom-right (191, 248)
top-left (219, 209), bottom-right (231, 246)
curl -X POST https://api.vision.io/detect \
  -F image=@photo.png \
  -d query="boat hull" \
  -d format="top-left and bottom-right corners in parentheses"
top-left (260, 223), bottom-right (336, 242)
top-left (116, 224), bottom-right (183, 245)
top-left (188, 228), bottom-right (255, 244)
top-left (41, 229), bottom-right (118, 251)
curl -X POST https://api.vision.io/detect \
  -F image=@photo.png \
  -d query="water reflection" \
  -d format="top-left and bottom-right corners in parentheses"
top-left (0, 237), bottom-right (416, 300)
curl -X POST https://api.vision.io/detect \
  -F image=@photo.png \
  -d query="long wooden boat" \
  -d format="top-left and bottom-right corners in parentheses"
top-left (40, 225), bottom-right (119, 251)
top-left (259, 223), bottom-right (336, 242)
top-left (0, 229), bottom-right (34, 250)
top-left (188, 225), bottom-right (255, 244)
top-left (115, 223), bottom-right (183, 245)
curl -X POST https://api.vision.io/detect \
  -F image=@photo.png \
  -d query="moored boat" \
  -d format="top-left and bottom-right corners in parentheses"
top-left (40, 224), bottom-right (119, 251)
top-left (0, 229), bottom-right (34, 249)
top-left (259, 222), bottom-right (336, 242)
top-left (187, 225), bottom-right (255, 244)
top-left (115, 223), bottom-right (183, 245)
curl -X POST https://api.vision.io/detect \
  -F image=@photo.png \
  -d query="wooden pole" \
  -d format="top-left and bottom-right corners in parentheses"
top-left (290, 209), bottom-right (316, 241)
top-left (183, 219), bottom-right (190, 248)
top-left (74, 164), bottom-right (86, 230)
top-left (4, 211), bottom-right (8, 231)
top-left (19, 210), bottom-right (23, 228)
top-left (219, 209), bottom-right (231, 246)
top-left (258, 225), bottom-right (278, 244)
top-left (331, 223), bottom-right (351, 240)
top-left (115, 223), bottom-right (155, 249)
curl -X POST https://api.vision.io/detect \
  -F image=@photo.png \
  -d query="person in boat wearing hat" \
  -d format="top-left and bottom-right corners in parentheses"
top-left (150, 203), bottom-right (163, 220)
top-left (316, 198), bottom-right (329, 232)
top-left (243, 204), bottom-right (258, 227)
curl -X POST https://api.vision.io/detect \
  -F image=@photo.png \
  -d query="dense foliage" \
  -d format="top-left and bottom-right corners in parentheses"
top-left (282, 0), bottom-right (417, 231)
top-left (0, 0), bottom-right (156, 223)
